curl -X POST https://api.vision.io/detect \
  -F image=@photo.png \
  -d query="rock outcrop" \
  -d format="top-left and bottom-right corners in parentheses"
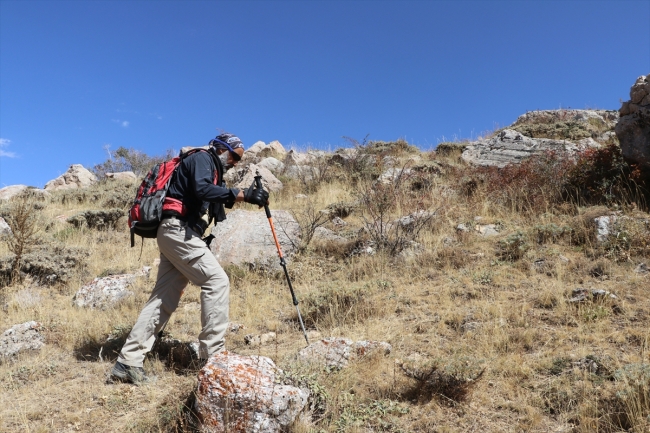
top-left (461, 129), bottom-right (596, 168)
top-left (509, 109), bottom-right (618, 141)
top-left (0, 321), bottom-right (45, 357)
top-left (225, 164), bottom-right (283, 193)
top-left (616, 74), bottom-right (650, 175)
top-left (298, 338), bottom-right (392, 369)
top-left (44, 164), bottom-right (97, 191)
top-left (105, 171), bottom-right (137, 181)
top-left (195, 351), bottom-right (309, 433)
top-left (73, 274), bottom-right (135, 309)
top-left (0, 185), bottom-right (50, 201)
top-left (209, 209), bottom-right (300, 270)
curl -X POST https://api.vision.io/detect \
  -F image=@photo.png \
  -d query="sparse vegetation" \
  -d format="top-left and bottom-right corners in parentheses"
top-left (1, 133), bottom-right (649, 432)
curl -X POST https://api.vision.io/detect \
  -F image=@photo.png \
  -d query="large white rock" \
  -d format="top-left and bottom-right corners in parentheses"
top-left (44, 164), bottom-right (97, 191)
top-left (105, 171), bottom-right (137, 181)
top-left (210, 209), bottom-right (299, 270)
top-left (72, 274), bottom-right (135, 309)
top-left (461, 129), bottom-right (589, 168)
top-left (259, 140), bottom-right (287, 158)
top-left (257, 157), bottom-right (285, 175)
top-left (246, 141), bottom-right (267, 155)
top-left (0, 217), bottom-right (11, 236)
top-left (195, 351), bottom-right (309, 433)
top-left (0, 185), bottom-right (50, 201)
top-left (0, 321), bottom-right (45, 357)
top-left (231, 164), bottom-right (283, 193)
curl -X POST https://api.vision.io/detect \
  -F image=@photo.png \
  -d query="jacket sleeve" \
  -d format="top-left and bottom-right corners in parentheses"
top-left (190, 152), bottom-right (240, 205)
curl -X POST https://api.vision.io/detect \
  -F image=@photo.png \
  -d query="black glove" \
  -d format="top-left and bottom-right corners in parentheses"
top-left (244, 185), bottom-right (269, 208)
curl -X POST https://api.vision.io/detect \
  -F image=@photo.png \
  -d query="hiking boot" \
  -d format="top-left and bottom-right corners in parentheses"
top-left (109, 361), bottom-right (149, 385)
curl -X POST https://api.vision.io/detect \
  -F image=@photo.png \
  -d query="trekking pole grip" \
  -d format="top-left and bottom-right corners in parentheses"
top-left (254, 171), bottom-right (271, 218)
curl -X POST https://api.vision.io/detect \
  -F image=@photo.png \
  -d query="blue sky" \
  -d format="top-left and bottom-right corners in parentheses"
top-left (1, 0), bottom-right (649, 188)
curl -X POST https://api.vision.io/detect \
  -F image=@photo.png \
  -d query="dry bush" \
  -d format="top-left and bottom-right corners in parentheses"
top-left (300, 283), bottom-right (379, 329)
top-left (1, 191), bottom-right (45, 286)
top-left (397, 357), bottom-right (484, 404)
top-left (92, 145), bottom-right (175, 179)
top-left (52, 179), bottom-right (136, 210)
top-left (66, 209), bottom-right (125, 230)
top-left (289, 200), bottom-right (330, 252)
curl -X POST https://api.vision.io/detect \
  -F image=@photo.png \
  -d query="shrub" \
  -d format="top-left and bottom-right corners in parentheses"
top-left (66, 209), bottom-right (125, 230)
top-left (2, 192), bottom-right (43, 285)
top-left (496, 232), bottom-right (529, 261)
top-left (92, 145), bottom-right (175, 179)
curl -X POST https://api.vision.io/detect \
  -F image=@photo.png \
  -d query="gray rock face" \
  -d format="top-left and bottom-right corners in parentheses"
top-left (510, 109), bottom-right (618, 139)
top-left (44, 164), bottom-right (97, 191)
top-left (228, 164), bottom-right (283, 193)
top-left (257, 157), bottom-right (285, 175)
top-left (73, 274), bottom-right (135, 309)
top-left (0, 217), bottom-right (11, 237)
top-left (210, 209), bottom-right (300, 269)
top-left (298, 338), bottom-right (392, 369)
top-left (105, 171), bottom-right (137, 181)
top-left (195, 351), bottom-right (309, 433)
top-left (616, 74), bottom-right (650, 173)
top-left (461, 129), bottom-right (589, 168)
top-left (0, 185), bottom-right (50, 201)
top-left (0, 321), bottom-right (45, 357)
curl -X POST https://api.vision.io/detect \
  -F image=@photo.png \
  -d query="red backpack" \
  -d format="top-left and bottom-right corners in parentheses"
top-left (128, 148), bottom-right (208, 247)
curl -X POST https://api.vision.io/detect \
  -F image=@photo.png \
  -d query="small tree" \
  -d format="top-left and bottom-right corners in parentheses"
top-left (4, 192), bottom-right (42, 285)
top-left (93, 145), bottom-right (175, 179)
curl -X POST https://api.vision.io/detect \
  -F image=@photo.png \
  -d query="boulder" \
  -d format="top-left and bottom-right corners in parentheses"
top-left (297, 338), bottom-right (392, 369)
top-left (508, 109), bottom-right (618, 140)
top-left (257, 157), bottom-right (285, 175)
top-left (0, 217), bottom-right (11, 236)
top-left (105, 171), bottom-right (137, 181)
top-left (461, 129), bottom-right (590, 168)
top-left (246, 141), bottom-right (267, 155)
top-left (594, 215), bottom-right (618, 242)
top-left (312, 227), bottom-right (347, 244)
top-left (209, 209), bottom-right (300, 270)
top-left (284, 165), bottom-right (317, 181)
top-left (0, 185), bottom-right (50, 201)
top-left (616, 74), bottom-right (650, 174)
top-left (229, 164), bottom-right (283, 193)
top-left (244, 332), bottom-right (277, 347)
top-left (72, 274), bottom-right (135, 309)
top-left (258, 140), bottom-right (287, 158)
top-left (195, 351), bottom-right (309, 433)
top-left (0, 321), bottom-right (45, 357)
top-left (44, 164), bottom-right (97, 191)
top-left (284, 150), bottom-right (310, 166)
top-left (377, 167), bottom-right (413, 184)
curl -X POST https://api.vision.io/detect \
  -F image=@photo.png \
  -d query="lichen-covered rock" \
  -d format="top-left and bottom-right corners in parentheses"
top-left (44, 164), bottom-right (97, 191)
top-left (195, 351), bottom-right (309, 433)
top-left (209, 209), bottom-right (299, 270)
top-left (258, 140), bottom-right (287, 158)
top-left (297, 338), bottom-right (392, 369)
top-left (461, 129), bottom-right (592, 168)
top-left (73, 274), bottom-right (135, 309)
top-left (0, 321), bottom-right (45, 357)
top-left (616, 74), bottom-right (650, 174)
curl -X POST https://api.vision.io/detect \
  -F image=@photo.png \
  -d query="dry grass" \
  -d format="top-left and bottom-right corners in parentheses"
top-left (1, 147), bottom-right (649, 432)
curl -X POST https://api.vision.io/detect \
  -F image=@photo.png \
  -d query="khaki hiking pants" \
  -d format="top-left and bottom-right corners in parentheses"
top-left (118, 217), bottom-right (229, 368)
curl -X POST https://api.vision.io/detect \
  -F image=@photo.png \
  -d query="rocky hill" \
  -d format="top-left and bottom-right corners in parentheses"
top-left (0, 75), bottom-right (648, 433)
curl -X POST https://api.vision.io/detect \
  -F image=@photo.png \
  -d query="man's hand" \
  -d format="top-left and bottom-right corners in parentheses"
top-left (244, 185), bottom-right (269, 208)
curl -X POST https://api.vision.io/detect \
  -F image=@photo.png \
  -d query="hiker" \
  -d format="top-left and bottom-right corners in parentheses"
top-left (110, 133), bottom-right (269, 384)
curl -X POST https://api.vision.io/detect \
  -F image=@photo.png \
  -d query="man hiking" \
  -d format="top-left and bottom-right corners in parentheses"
top-left (110, 133), bottom-right (269, 384)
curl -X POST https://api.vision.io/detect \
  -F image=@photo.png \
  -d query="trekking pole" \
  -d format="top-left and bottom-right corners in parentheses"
top-left (254, 171), bottom-right (310, 346)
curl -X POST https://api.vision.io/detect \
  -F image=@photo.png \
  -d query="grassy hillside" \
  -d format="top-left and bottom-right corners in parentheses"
top-left (0, 138), bottom-right (648, 433)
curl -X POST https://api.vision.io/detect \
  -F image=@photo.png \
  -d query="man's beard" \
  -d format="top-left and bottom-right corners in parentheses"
top-left (219, 152), bottom-right (233, 172)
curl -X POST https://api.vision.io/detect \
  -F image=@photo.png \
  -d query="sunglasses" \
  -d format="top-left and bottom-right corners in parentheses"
top-left (213, 139), bottom-right (242, 161)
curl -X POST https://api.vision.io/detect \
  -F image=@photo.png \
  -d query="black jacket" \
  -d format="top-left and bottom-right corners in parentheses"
top-left (166, 148), bottom-right (240, 231)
